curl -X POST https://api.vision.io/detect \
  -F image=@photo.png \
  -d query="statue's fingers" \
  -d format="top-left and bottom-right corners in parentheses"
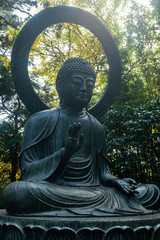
top-left (133, 190), bottom-right (139, 194)
top-left (77, 122), bottom-right (82, 131)
top-left (123, 185), bottom-right (130, 195)
top-left (69, 124), bottom-right (78, 136)
top-left (129, 179), bottom-right (137, 185)
top-left (68, 124), bottom-right (73, 136)
top-left (71, 122), bottom-right (78, 136)
top-left (131, 184), bottom-right (137, 190)
top-left (126, 184), bottom-right (135, 190)
top-left (72, 122), bottom-right (81, 137)
top-left (124, 183), bottom-right (137, 193)
top-left (68, 122), bottom-right (77, 137)
top-left (79, 133), bottom-right (84, 146)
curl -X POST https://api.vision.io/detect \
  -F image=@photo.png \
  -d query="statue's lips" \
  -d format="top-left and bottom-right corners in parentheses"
top-left (79, 94), bottom-right (88, 98)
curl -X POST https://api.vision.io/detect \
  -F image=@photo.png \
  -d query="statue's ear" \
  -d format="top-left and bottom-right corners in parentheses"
top-left (56, 81), bottom-right (62, 92)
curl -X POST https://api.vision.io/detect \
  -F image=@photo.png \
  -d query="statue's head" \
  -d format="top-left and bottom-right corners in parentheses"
top-left (56, 57), bottom-right (96, 111)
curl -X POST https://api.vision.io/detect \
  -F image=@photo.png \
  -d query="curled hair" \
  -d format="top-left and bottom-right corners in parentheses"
top-left (56, 57), bottom-right (96, 93)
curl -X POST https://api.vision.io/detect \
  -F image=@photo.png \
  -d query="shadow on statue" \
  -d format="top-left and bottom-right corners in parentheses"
top-left (3, 57), bottom-right (160, 216)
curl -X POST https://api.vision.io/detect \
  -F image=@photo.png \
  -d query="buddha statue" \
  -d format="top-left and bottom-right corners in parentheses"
top-left (3, 57), bottom-right (159, 216)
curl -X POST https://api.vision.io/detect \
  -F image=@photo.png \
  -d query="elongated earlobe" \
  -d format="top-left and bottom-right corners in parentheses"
top-left (60, 97), bottom-right (64, 107)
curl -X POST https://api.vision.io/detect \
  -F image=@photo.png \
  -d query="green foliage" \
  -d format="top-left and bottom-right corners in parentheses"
top-left (0, 64), bottom-right (30, 183)
top-left (102, 99), bottom-right (160, 187)
top-left (114, 1), bottom-right (160, 108)
top-left (0, 66), bottom-right (14, 99)
top-left (25, 0), bottom-right (160, 110)
top-left (0, 120), bottom-right (22, 183)
top-left (151, 0), bottom-right (160, 25)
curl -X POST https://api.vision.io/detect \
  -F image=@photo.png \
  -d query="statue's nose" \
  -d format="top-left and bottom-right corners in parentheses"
top-left (80, 80), bottom-right (87, 92)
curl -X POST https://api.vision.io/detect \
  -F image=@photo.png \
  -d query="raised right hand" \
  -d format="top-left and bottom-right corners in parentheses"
top-left (64, 122), bottom-right (83, 157)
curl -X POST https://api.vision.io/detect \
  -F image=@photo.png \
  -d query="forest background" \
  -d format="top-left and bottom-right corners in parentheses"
top-left (0, 0), bottom-right (160, 208)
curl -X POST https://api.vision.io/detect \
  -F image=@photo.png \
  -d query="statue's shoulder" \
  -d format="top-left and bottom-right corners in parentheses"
top-left (21, 107), bottom-right (60, 152)
top-left (87, 112), bottom-right (104, 129)
top-left (27, 107), bottom-right (59, 124)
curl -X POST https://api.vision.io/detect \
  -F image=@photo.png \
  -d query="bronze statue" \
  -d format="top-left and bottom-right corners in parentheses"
top-left (3, 58), bottom-right (159, 216)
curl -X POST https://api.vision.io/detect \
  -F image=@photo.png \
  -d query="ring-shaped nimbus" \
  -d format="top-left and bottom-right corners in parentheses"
top-left (11, 6), bottom-right (121, 119)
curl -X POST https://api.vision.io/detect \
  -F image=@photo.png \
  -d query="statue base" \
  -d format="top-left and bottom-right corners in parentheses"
top-left (0, 209), bottom-right (160, 239)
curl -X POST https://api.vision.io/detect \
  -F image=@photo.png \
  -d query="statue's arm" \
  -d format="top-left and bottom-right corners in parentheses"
top-left (101, 170), bottom-right (137, 195)
top-left (20, 147), bottom-right (70, 181)
top-left (96, 125), bottom-right (137, 195)
top-left (99, 151), bottom-right (137, 195)
top-left (20, 122), bottom-right (83, 182)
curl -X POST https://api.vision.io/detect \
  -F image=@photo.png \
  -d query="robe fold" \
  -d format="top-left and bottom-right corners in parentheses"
top-left (3, 107), bottom-right (154, 216)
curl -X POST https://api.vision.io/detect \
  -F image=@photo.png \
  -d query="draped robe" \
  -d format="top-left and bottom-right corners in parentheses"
top-left (3, 107), bottom-right (153, 216)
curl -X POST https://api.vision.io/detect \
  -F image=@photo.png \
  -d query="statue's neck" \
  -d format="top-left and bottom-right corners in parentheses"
top-left (60, 105), bottom-right (86, 117)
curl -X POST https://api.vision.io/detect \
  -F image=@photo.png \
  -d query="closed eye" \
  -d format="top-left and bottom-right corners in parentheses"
top-left (71, 77), bottom-right (82, 84)
top-left (87, 79), bottom-right (95, 87)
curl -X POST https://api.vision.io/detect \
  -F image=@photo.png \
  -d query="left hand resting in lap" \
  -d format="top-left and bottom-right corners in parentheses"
top-left (113, 178), bottom-right (138, 195)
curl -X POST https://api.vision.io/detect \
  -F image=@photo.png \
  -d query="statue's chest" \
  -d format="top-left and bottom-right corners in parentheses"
top-left (61, 114), bottom-right (92, 154)
top-left (58, 114), bottom-right (95, 184)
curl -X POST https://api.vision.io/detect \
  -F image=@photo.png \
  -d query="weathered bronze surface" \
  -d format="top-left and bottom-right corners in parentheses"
top-left (1, 209), bottom-right (160, 240)
top-left (3, 6), bottom-right (160, 218)
top-left (3, 57), bottom-right (160, 216)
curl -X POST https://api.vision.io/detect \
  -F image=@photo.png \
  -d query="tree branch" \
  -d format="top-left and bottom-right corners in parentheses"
top-left (5, 0), bottom-right (33, 18)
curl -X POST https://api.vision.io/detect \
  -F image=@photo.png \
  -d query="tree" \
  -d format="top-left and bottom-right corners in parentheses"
top-left (0, 64), bottom-right (30, 182)
top-left (0, 0), bottom-right (38, 183)
top-left (102, 98), bottom-right (160, 187)
top-left (25, 0), bottom-right (160, 109)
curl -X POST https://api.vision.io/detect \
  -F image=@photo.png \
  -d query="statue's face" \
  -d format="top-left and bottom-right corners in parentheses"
top-left (61, 71), bottom-right (95, 110)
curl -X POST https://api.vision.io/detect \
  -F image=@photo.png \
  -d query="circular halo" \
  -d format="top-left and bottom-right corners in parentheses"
top-left (11, 6), bottom-right (121, 119)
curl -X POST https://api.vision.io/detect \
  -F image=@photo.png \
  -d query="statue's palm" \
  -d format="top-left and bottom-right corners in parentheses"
top-left (65, 122), bottom-right (84, 156)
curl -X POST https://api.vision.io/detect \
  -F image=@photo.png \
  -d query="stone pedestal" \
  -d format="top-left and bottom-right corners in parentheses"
top-left (0, 209), bottom-right (160, 239)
